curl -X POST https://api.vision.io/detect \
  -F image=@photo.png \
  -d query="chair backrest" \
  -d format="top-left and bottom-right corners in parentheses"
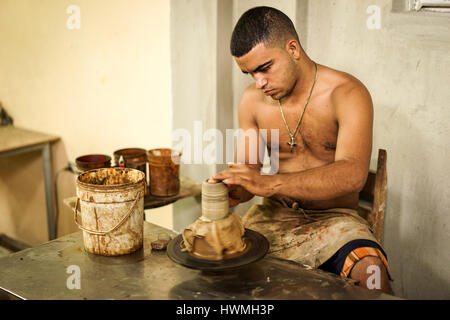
top-left (358, 149), bottom-right (387, 244)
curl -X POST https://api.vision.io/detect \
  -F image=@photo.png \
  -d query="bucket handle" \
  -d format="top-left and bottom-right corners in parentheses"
top-left (73, 192), bottom-right (142, 236)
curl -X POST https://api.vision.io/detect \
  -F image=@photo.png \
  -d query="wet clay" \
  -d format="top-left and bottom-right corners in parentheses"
top-left (181, 180), bottom-right (247, 260)
top-left (79, 168), bottom-right (142, 185)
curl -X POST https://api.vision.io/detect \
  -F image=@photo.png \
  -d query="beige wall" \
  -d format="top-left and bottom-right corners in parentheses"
top-left (0, 0), bottom-right (173, 245)
top-left (302, 0), bottom-right (450, 299)
top-left (170, 0), bottom-right (234, 231)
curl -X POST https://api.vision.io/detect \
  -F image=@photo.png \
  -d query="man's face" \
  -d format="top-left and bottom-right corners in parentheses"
top-left (235, 42), bottom-right (297, 101)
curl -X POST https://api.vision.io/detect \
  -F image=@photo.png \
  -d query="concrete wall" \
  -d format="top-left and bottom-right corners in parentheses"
top-left (170, 0), bottom-right (235, 231)
top-left (0, 0), bottom-right (173, 244)
top-left (170, 0), bottom-right (298, 228)
top-left (302, 0), bottom-right (450, 299)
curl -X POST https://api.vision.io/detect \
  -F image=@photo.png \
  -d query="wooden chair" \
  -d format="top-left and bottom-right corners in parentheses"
top-left (357, 149), bottom-right (387, 245)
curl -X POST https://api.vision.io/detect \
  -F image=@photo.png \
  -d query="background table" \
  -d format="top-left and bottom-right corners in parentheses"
top-left (0, 126), bottom-right (59, 241)
top-left (0, 222), bottom-right (399, 300)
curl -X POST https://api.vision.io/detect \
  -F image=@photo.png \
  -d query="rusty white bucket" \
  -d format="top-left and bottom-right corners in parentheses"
top-left (75, 168), bottom-right (145, 256)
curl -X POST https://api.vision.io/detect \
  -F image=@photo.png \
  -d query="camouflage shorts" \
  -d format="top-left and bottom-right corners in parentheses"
top-left (242, 198), bottom-right (380, 268)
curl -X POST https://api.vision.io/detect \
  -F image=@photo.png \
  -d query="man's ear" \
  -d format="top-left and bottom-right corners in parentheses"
top-left (285, 39), bottom-right (301, 60)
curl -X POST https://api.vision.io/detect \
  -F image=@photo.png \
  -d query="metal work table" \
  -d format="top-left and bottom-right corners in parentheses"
top-left (0, 222), bottom-right (398, 300)
top-left (0, 125), bottom-right (59, 241)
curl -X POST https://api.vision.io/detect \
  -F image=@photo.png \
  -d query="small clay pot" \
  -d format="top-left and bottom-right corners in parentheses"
top-left (147, 148), bottom-right (181, 197)
top-left (113, 148), bottom-right (147, 173)
top-left (75, 154), bottom-right (111, 172)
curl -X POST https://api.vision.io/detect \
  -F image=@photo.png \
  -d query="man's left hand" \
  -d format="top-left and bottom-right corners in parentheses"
top-left (212, 163), bottom-right (277, 198)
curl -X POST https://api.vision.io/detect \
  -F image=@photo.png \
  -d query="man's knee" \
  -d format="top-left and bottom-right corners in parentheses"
top-left (349, 256), bottom-right (392, 294)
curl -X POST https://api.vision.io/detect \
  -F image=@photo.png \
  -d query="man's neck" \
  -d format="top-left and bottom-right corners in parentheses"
top-left (280, 57), bottom-right (317, 106)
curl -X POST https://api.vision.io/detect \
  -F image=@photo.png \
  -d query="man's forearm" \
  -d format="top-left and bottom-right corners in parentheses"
top-left (268, 160), bottom-right (367, 201)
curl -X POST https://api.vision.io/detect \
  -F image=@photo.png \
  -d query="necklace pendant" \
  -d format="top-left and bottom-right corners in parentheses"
top-left (278, 62), bottom-right (317, 155)
top-left (287, 136), bottom-right (296, 153)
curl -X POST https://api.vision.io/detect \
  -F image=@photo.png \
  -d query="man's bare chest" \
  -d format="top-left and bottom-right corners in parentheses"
top-left (255, 103), bottom-right (338, 159)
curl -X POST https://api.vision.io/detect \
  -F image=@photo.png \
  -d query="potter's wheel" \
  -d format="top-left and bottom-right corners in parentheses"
top-left (167, 229), bottom-right (269, 272)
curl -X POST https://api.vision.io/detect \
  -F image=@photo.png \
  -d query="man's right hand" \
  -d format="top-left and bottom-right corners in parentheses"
top-left (227, 184), bottom-right (254, 207)
top-left (207, 177), bottom-right (254, 207)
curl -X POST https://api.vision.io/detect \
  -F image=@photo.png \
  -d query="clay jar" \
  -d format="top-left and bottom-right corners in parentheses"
top-left (113, 148), bottom-right (147, 174)
top-left (147, 148), bottom-right (181, 197)
top-left (201, 180), bottom-right (229, 220)
top-left (181, 180), bottom-right (246, 260)
top-left (75, 154), bottom-right (111, 172)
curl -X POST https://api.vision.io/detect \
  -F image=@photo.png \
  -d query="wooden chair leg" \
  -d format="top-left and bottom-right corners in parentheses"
top-left (371, 149), bottom-right (387, 244)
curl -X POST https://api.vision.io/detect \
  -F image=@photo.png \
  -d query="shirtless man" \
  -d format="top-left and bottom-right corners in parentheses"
top-left (211, 6), bottom-right (392, 294)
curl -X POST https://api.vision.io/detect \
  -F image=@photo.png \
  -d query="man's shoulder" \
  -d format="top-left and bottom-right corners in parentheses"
top-left (238, 83), bottom-right (266, 116)
top-left (325, 67), bottom-right (372, 108)
top-left (241, 82), bottom-right (264, 102)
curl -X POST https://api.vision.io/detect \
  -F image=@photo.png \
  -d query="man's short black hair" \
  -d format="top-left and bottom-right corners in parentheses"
top-left (230, 6), bottom-right (300, 58)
